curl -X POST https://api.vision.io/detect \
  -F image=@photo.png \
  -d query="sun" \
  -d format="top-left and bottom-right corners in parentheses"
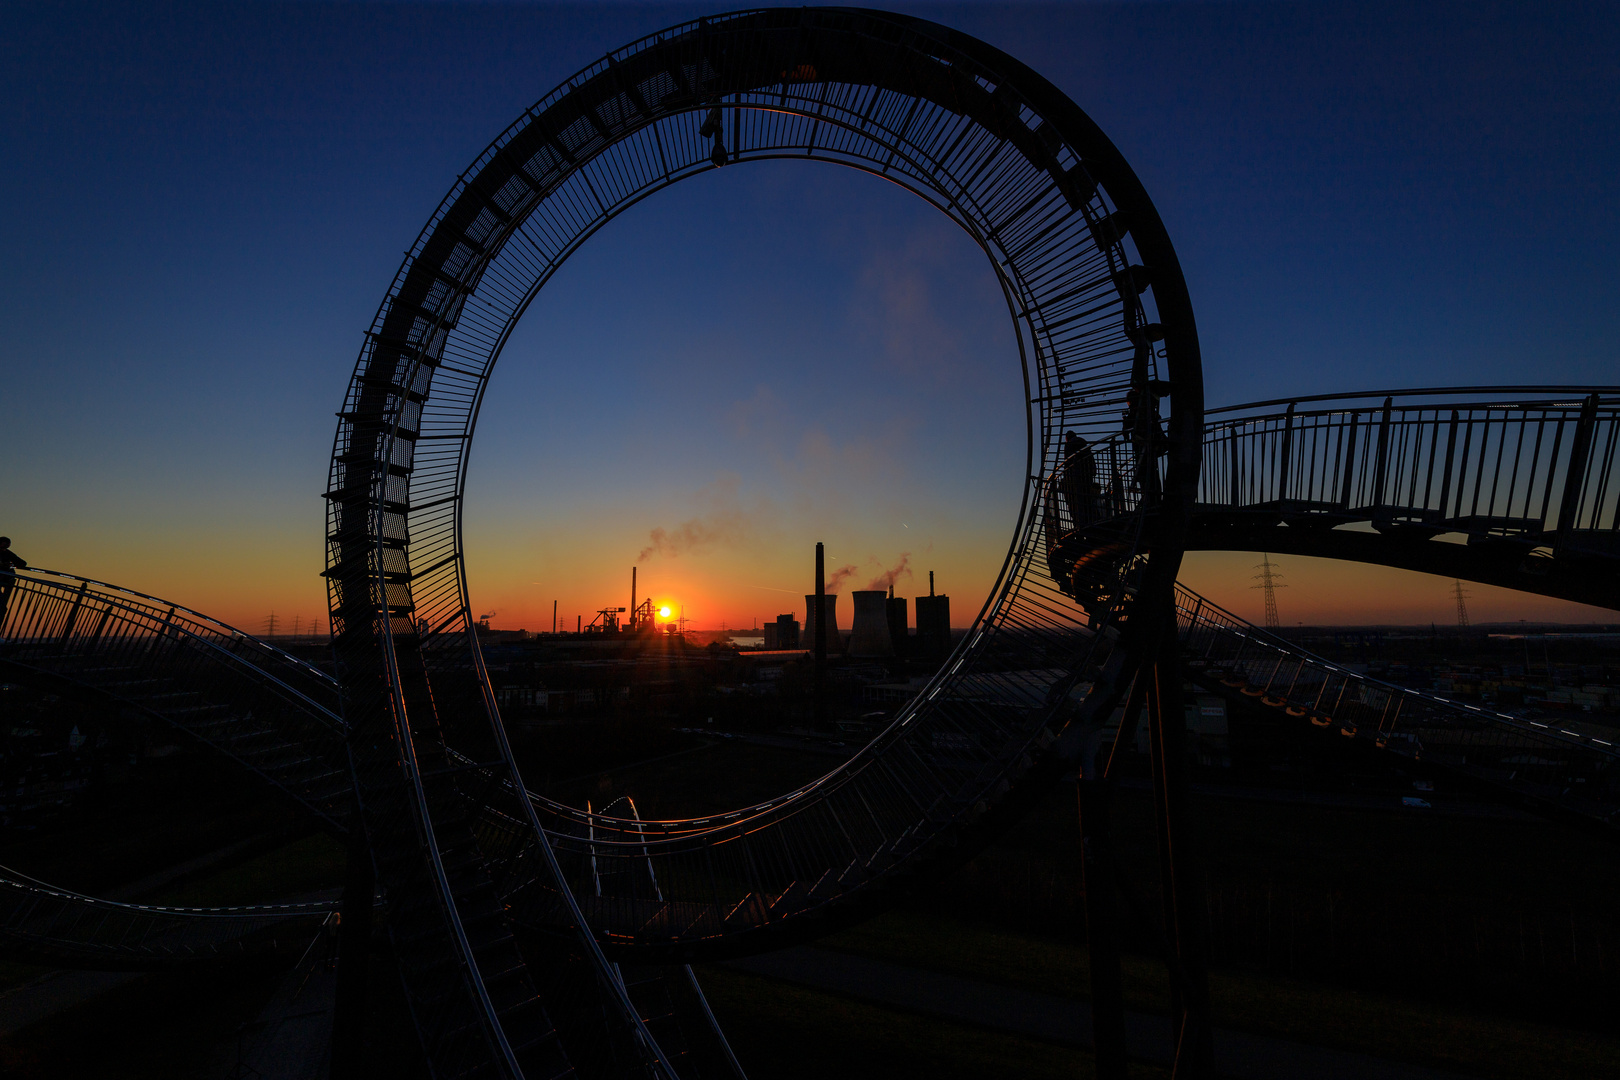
top-left (658, 605), bottom-right (672, 619)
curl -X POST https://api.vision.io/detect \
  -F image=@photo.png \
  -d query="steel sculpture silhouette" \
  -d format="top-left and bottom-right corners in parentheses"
top-left (5, 410), bottom-right (1618, 967)
top-left (4, 396), bottom-right (1620, 1070)
top-left (6, 7), bottom-right (1614, 1079)
top-left (323, 9), bottom-right (1201, 1076)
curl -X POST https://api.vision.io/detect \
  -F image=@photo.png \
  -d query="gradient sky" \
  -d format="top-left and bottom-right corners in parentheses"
top-left (3, 1), bottom-right (1617, 633)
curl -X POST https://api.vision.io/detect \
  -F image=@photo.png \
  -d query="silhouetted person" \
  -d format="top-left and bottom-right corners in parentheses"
top-left (1122, 387), bottom-right (1168, 505)
top-left (1058, 432), bottom-right (1100, 527)
top-left (0, 537), bottom-right (26, 637)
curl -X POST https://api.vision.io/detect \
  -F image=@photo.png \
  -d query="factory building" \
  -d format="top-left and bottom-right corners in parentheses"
top-left (915, 571), bottom-right (951, 660)
top-left (762, 613), bottom-right (800, 650)
top-left (885, 588), bottom-right (908, 655)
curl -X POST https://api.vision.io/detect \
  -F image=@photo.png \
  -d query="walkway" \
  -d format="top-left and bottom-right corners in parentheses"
top-left (721, 946), bottom-right (1474, 1080)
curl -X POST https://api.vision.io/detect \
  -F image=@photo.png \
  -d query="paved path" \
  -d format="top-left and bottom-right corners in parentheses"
top-left (720, 946), bottom-right (1474, 1080)
top-left (1117, 777), bottom-right (1537, 822)
top-left (0, 969), bottom-right (144, 1038)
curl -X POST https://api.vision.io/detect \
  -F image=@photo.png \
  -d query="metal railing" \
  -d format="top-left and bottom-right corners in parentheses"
top-left (1197, 389), bottom-right (1620, 548)
top-left (1175, 585), bottom-right (1620, 825)
top-left (0, 864), bottom-right (332, 969)
top-left (0, 569), bottom-right (351, 831)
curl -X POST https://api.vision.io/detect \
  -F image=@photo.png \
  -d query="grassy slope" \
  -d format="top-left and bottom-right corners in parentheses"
top-left (818, 909), bottom-right (1620, 1080)
top-left (698, 964), bottom-right (1167, 1080)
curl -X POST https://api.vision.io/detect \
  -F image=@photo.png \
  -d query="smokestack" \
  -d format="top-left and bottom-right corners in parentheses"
top-left (929, 570), bottom-right (935, 596)
top-left (814, 542), bottom-right (827, 729)
top-left (849, 590), bottom-right (895, 657)
top-left (631, 567), bottom-right (637, 628)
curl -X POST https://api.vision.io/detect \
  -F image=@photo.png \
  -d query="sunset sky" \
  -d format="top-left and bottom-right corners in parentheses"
top-left (4, 2), bottom-right (1617, 633)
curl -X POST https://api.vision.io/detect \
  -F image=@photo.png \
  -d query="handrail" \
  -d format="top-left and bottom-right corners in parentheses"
top-left (1174, 583), bottom-right (1620, 761)
top-left (6, 568), bottom-right (333, 681)
top-left (0, 864), bottom-right (335, 918)
top-left (1207, 386), bottom-right (1620, 416)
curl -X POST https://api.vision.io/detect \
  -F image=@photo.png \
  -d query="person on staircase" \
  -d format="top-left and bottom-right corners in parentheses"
top-left (0, 537), bottom-right (27, 638)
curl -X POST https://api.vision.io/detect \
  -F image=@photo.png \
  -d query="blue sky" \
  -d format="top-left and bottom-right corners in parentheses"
top-left (3, 2), bottom-right (1616, 630)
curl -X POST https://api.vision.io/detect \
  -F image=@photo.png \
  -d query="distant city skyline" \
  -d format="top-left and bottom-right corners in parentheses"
top-left (4, 1), bottom-right (1617, 632)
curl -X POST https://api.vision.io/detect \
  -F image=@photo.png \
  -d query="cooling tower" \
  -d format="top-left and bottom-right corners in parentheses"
top-left (803, 593), bottom-right (842, 654)
top-left (849, 590), bottom-right (895, 657)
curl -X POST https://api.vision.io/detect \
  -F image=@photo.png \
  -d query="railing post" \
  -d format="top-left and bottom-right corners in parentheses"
top-left (1371, 396), bottom-right (1393, 511)
top-left (58, 580), bottom-right (91, 652)
top-left (1277, 402), bottom-right (1296, 503)
top-left (1555, 392), bottom-right (1601, 552)
top-left (1338, 412), bottom-right (1360, 509)
top-left (1437, 410), bottom-right (1460, 521)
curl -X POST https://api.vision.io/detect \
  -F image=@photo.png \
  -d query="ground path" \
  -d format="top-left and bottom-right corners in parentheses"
top-left (720, 946), bottom-right (1474, 1080)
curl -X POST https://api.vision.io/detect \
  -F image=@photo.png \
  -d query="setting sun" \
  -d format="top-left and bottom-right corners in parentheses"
top-left (658, 605), bottom-right (672, 619)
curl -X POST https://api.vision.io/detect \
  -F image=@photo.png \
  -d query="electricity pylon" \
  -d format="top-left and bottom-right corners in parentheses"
top-left (1252, 554), bottom-right (1285, 630)
top-left (1452, 580), bottom-right (1470, 629)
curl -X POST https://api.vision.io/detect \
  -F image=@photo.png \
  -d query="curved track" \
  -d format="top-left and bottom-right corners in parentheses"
top-left (322, 9), bottom-right (1201, 1075)
top-left (12, 7), bottom-right (1609, 1078)
top-left (6, 390), bottom-right (1616, 973)
top-left (1174, 586), bottom-right (1620, 827)
top-left (0, 865), bottom-right (332, 971)
top-left (0, 568), bottom-right (350, 830)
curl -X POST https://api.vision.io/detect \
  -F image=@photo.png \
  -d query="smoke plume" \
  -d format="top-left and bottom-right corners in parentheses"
top-left (867, 553), bottom-right (912, 592)
top-left (639, 477), bottom-right (762, 561)
top-left (639, 512), bottom-right (750, 561)
top-left (823, 564), bottom-right (858, 593)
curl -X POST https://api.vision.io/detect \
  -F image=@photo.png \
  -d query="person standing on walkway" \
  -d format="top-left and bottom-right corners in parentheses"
top-left (0, 537), bottom-right (26, 637)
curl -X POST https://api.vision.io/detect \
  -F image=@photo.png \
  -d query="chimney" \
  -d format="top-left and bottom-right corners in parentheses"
top-left (814, 542), bottom-right (827, 730)
top-left (849, 590), bottom-right (895, 657)
top-left (630, 566), bottom-right (637, 629)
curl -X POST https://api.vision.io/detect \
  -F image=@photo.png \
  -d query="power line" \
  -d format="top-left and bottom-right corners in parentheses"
top-left (1251, 554), bottom-right (1285, 630)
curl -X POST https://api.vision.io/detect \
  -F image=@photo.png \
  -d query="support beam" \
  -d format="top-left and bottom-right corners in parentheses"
top-left (330, 814), bottom-right (375, 1079)
top-left (1077, 775), bottom-right (1129, 1077)
top-left (1145, 612), bottom-right (1213, 1078)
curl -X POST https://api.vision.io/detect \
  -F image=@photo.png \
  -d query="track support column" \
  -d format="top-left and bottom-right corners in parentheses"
top-left (330, 815), bottom-right (374, 1079)
top-left (1145, 621), bottom-right (1213, 1077)
top-left (1077, 773), bottom-right (1128, 1078)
